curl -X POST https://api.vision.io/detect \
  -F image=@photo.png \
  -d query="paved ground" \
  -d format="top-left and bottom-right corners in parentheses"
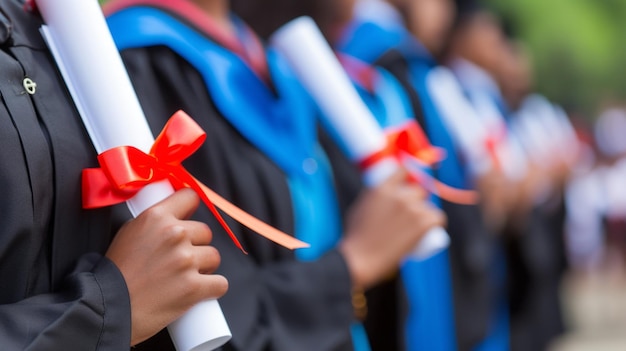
top-left (549, 262), bottom-right (626, 351)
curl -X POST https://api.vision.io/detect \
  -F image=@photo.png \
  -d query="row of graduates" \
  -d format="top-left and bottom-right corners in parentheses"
top-left (0, 0), bottom-right (577, 350)
top-left (103, 0), bottom-right (578, 349)
top-left (284, 1), bottom-right (576, 350)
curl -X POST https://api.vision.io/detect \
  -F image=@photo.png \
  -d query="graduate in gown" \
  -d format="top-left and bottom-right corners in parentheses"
top-left (337, 1), bottom-right (511, 350)
top-left (342, 57), bottom-right (458, 351)
top-left (104, 0), bottom-right (446, 350)
top-left (0, 0), bottom-right (227, 349)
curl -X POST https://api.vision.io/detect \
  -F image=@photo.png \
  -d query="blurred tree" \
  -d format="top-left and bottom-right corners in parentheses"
top-left (486, 0), bottom-right (626, 118)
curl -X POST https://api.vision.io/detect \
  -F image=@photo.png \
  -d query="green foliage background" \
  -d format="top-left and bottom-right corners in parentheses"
top-left (486, 0), bottom-right (626, 118)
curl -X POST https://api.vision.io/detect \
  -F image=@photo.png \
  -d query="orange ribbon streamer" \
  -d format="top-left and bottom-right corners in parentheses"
top-left (82, 110), bottom-right (310, 252)
top-left (399, 152), bottom-right (478, 205)
top-left (360, 120), bottom-right (478, 205)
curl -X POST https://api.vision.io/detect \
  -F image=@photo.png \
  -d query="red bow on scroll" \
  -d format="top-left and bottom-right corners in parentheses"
top-left (359, 120), bottom-right (478, 205)
top-left (82, 110), bottom-right (310, 252)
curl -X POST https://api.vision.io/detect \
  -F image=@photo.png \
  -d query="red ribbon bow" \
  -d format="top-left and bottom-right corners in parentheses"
top-left (359, 120), bottom-right (445, 170)
top-left (83, 110), bottom-right (309, 252)
top-left (359, 120), bottom-right (478, 205)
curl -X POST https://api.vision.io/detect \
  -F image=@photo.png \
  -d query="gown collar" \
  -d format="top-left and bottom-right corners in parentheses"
top-left (103, 0), bottom-right (269, 81)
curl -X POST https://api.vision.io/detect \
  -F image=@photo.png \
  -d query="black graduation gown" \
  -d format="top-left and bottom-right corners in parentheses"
top-left (319, 125), bottom-right (408, 351)
top-left (506, 199), bottom-right (567, 351)
top-left (0, 1), bottom-right (131, 349)
top-left (375, 49), bottom-right (499, 351)
top-left (119, 45), bottom-right (355, 351)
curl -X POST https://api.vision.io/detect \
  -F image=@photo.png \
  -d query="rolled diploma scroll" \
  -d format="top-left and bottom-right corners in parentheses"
top-left (426, 67), bottom-right (493, 178)
top-left (270, 17), bottom-right (450, 260)
top-left (36, 0), bottom-right (231, 350)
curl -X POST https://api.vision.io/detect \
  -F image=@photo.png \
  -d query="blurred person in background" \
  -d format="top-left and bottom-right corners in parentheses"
top-left (103, 0), bottom-right (445, 350)
top-left (594, 108), bottom-right (626, 268)
top-left (382, 1), bottom-right (514, 350)
top-left (375, 1), bottom-right (513, 350)
top-left (566, 108), bottom-right (626, 274)
top-left (316, 1), bottom-right (463, 350)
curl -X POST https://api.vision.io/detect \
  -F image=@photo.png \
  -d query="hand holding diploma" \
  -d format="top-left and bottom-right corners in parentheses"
top-left (271, 17), bottom-right (452, 260)
top-left (339, 170), bottom-right (448, 290)
top-left (105, 188), bottom-right (228, 346)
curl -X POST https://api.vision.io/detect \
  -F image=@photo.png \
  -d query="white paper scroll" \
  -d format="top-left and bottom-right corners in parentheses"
top-left (271, 16), bottom-right (450, 260)
top-left (35, 0), bottom-right (231, 350)
top-left (426, 67), bottom-right (493, 177)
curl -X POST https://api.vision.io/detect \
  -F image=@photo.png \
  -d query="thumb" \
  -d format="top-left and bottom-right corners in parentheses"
top-left (154, 188), bottom-right (201, 220)
top-left (380, 168), bottom-right (410, 188)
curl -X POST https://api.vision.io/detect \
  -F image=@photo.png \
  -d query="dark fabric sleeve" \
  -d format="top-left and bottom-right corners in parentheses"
top-left (319, 124), bottom-right (408, 351)
top-left (120, 46), bottom-right (354, 351)
top-left (0, 254), bottom-right (131, 350)
top-left (443, 201), bottom-right (496, 351)
top-left (221, 249), bottom-right (355, 351)
top-left (507, 204), bottom-right (566, 351)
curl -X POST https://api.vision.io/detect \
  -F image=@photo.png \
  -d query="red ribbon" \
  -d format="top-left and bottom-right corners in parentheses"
top-left (359, 120), bottom-right (478, 205)
top-left (24, 0), bottom-right (37, 13)
top-left (484, 125), bottom-right (508, 172)
top-left (359, 120), bottom-right (445, 170)
top-left (82, 110), bottom-right (310, 252)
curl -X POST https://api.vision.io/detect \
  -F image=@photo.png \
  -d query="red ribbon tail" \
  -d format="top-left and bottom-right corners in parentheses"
top-left (432, 180), bottom-right (479, 205)
top-left (401, 153), bottom-right (479, 205)
top-left (485, 140), bottom-right (503, 173)
top-left (193, 177), bottom-right (310, 250)
top-left (174, 169), bottom-right (247, 254)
